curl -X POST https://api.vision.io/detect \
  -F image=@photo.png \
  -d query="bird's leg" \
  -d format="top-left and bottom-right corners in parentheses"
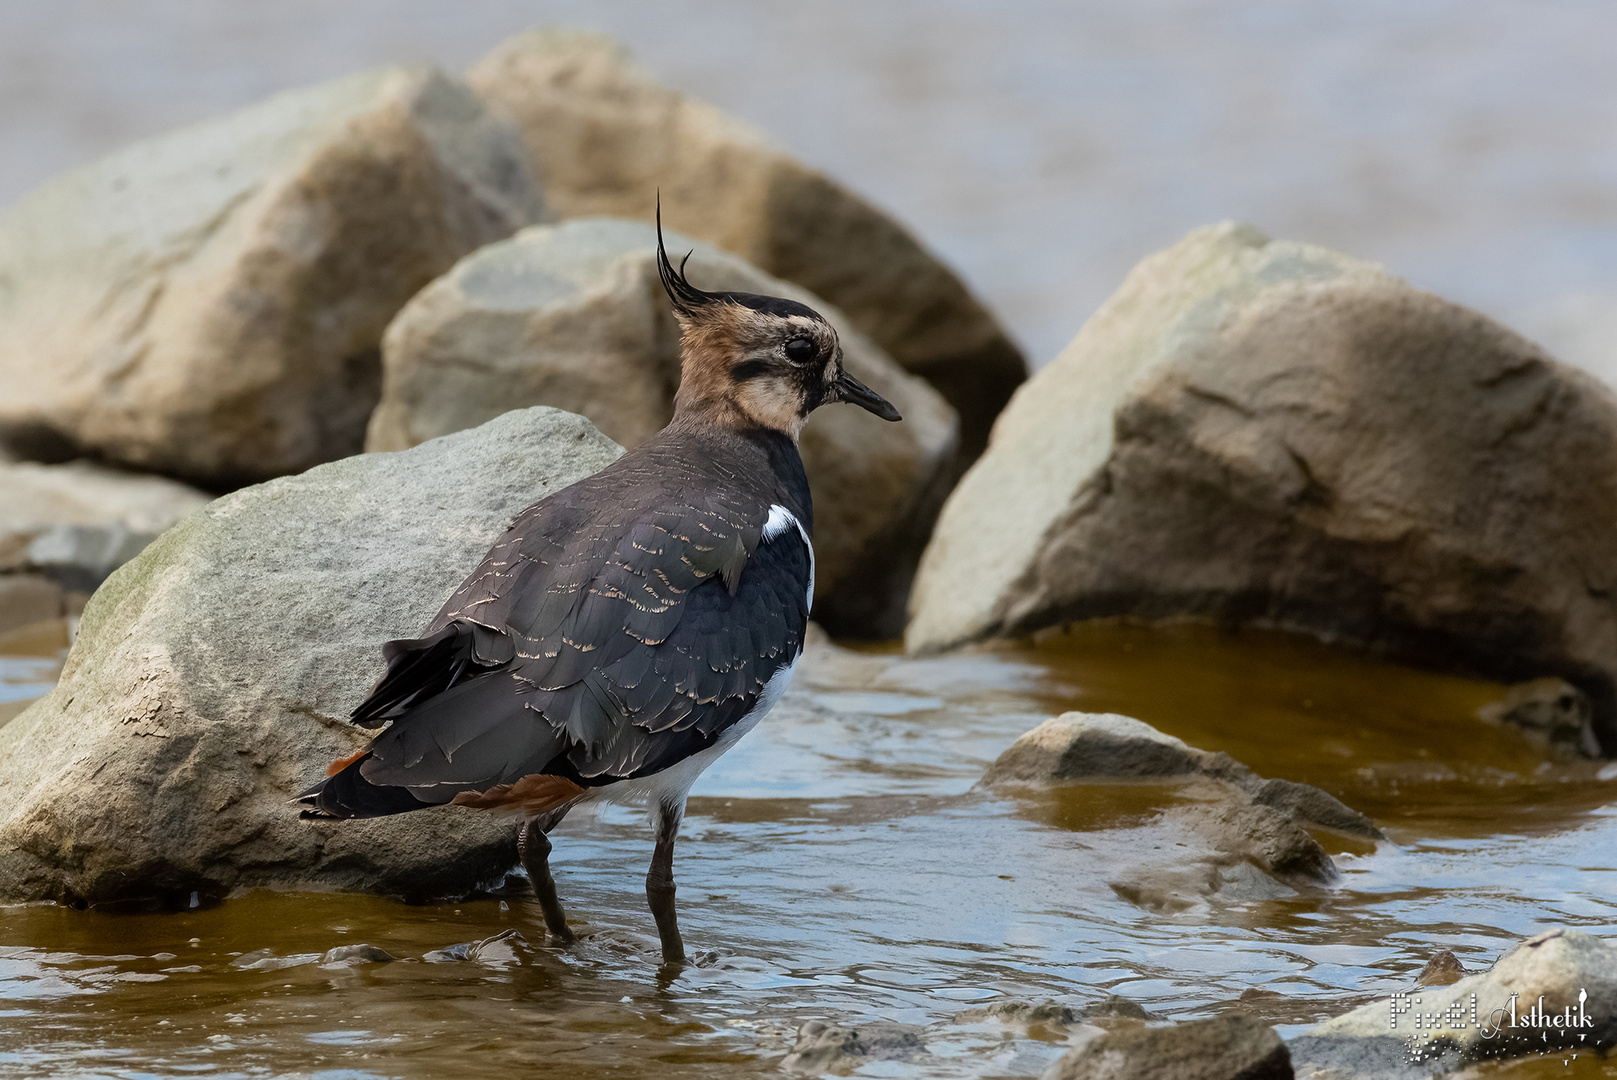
top-left (646, 799), bottom-right (686, 966)
top-left (519, 815), bottom-right (574, 945)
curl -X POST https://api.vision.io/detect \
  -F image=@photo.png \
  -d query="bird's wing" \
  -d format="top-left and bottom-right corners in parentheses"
top-left (345, 474), bottom-right (811, 794)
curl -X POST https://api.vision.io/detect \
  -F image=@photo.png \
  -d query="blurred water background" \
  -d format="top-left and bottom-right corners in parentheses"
top-left (4, 0), bottom-right (1617, 371)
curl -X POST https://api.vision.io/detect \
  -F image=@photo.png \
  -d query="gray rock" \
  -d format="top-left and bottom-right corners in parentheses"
top-left (981, 713), bottom-right (1208, 785)
top-left (1165, 801), bottom-right (1338, 888)
top-left (1298, 928), bottom-right (1617, 1075)
top-left (368, 217), bottom-right (960, 638)
top-left (780, 1020), bottom-right (927, 1073)
top-left (1079, 995), bottom-right (1159, 1022)
top-left (1286, 1035), bottom-right (1453, 1080)
top-left (1041, 1013), bottom-right (1292, 1080)
top-left (982, 713), bottom-right (1381, 905)
top-left (319, 943), bottom-right (398, 966)
top-left (906, 222), bottom-right (1617, 752)
top-left (467, 29), bottom-right (1025, 465)
top-left (1477, 678), bottom-right (1601, 758)
top-left (0, 406), bottom-right (621, 906)
top-left (0, 65), bottom-right (543, 486)
top-left (956, 1000), bottom-right (1083, 1028)
top-left (0, 460), bottom-right (211, 594)
top-left (981, 713), bottom-right (1382, 843)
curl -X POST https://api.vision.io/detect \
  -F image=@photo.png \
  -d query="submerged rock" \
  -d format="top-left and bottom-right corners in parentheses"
top-left (982, 713), bottom-right (1381, 843)
top-left (1477, 678), bottom-right (1601, 759)
top-left (423, 929), bottom-right (527, 966)
top-left (1293, 929), bottom-right (1617, 1076)
top-left (467, 28), bottom-right (1024, 464)
top-left (983, 713), bottom-right (1380, 906)
top-left (907, 222), bottom-right (1617, 753)
top-left (0, 407), bottom-right (620, 907)
top-left (1414, 951), bottom-right (1466, 988)
top-left (368, 217), bottom-right (959, 638)
top-left (1041, 1013), bottom-right (1292, 1080)
top-left (319, 943), bottom-right (398, 966)
top-left (0, 460), bottom-right (211, 597)
top-left (0, 65), bottom-right (543, 487)
top-left (780, 1020), bottom-right (927, 1073)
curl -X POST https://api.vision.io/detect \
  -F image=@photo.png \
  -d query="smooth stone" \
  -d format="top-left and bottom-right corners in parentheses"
top-left (1040, 1013), bottom-right (1292, 1080)
top-left (0, 406), bottom-right (621, 906)
top-left (780, 1020), bottom-right (927, 1073)
top-left (906, 222), bottom-right (1617, 753)
top-left (0, 65), bottom-right (543, 486)
top-left (319, 943), bottom-right (398, 966)
top-left (0, 459), bottom-right (211, 594)
top-left (368, 217), bottom-right (959, 638)
top-left (467, 28), bottom-right (1024, 465)
top-left (981, 712), bottom-right (1384, 905)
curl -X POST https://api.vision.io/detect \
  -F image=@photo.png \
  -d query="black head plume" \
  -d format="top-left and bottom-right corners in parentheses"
top-left (656, 197), bottom-right (719, 316)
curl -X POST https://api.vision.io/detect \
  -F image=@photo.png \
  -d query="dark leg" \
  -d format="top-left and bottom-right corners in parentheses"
top-left (519, 815), bottom-right (574, 945)
top-left (646, 800), bottom-right (686, 966)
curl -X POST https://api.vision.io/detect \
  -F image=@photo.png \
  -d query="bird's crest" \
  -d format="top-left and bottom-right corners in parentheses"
top-left (656, 197), bottom-right (718, 315)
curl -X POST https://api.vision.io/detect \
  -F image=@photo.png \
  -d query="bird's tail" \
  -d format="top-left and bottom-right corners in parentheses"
top-left (295, 753), bottom-right (439, 820)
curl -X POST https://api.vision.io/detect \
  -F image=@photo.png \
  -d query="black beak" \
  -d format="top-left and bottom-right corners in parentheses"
top-left (834, 370), bottom-right (902, 422)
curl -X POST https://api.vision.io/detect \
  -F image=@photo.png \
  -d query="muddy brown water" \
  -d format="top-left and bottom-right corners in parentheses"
top-left (2, 620), bottom-right (1614, 1078)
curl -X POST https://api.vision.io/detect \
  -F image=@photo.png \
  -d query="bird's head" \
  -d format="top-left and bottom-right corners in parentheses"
top-left (658, 213), bottom-right (901, 441)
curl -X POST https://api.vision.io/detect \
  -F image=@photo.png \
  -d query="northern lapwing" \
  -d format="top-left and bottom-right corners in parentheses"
top-left (297, 213), bottom-right (902, 965)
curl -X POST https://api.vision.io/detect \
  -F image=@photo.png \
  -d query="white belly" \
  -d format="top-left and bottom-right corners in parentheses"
top-left (582, 654), bottom-right (799, 815)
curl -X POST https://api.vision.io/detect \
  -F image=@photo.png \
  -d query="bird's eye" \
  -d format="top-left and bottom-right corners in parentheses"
top-left (783, 337), bottom-right (818, 364)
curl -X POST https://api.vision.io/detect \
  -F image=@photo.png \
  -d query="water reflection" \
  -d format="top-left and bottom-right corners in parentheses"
top-left (1, 622), bottom-right (1613, 1078)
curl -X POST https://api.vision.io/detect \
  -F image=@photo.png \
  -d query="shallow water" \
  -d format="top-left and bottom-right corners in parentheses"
top-left (1, 622), bottom-right (1614, 1078)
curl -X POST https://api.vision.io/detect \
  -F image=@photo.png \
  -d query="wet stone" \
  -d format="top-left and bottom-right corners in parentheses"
top-left (779, 1020), bottom-right (927, 1073)
top-left (984, 712), bottom-right (1374, 907)
top-left (229, 949), bottom-right (321, 972)
top-left (319, 943), bottom-right (398, 966)
top-left (956, 999), bottom-right (1081, 1028)
top-left (1414, 951), bottom-right (1466, 988)
top-left (1078, 994), bottom-right (1157, 1021)
top-left (1477, 678), bottom-right (1601, 758)
top-left (423, 929), bottom-right (527, 966)
top-left (1040, 1013), bottom-right (1293, 1080)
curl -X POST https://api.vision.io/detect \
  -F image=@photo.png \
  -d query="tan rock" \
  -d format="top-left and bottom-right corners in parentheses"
top-left (0, 575), bottom-right (66, 638)
top-left (0, 407), bottom-right (621, 906)
top-left (368, 218), bottom-right (959, 637)
top-left (907, 223), bottom-right (1617, 751)
top-left (466, 29), bottom-right (1023, 463)
top-left (0, 65), bottom-right (544, 487)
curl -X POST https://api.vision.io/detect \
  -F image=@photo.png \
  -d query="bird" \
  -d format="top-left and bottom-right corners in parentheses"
top-left (296, 211), bottom-right (902, 965)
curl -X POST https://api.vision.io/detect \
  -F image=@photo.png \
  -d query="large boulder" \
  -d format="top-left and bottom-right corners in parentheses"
top-left (0, 459), bottom-right (212, 599)
top-left (0, 407), bottom-right (621, 907)
top-left (0, 66), bottom-right (544, 488)
top-left (466, 29), bottom-right (1024, 464)
top-left (907, 223), bottom-right (1617, 751)
top-left (367, 217), bottom-right (959, 638)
